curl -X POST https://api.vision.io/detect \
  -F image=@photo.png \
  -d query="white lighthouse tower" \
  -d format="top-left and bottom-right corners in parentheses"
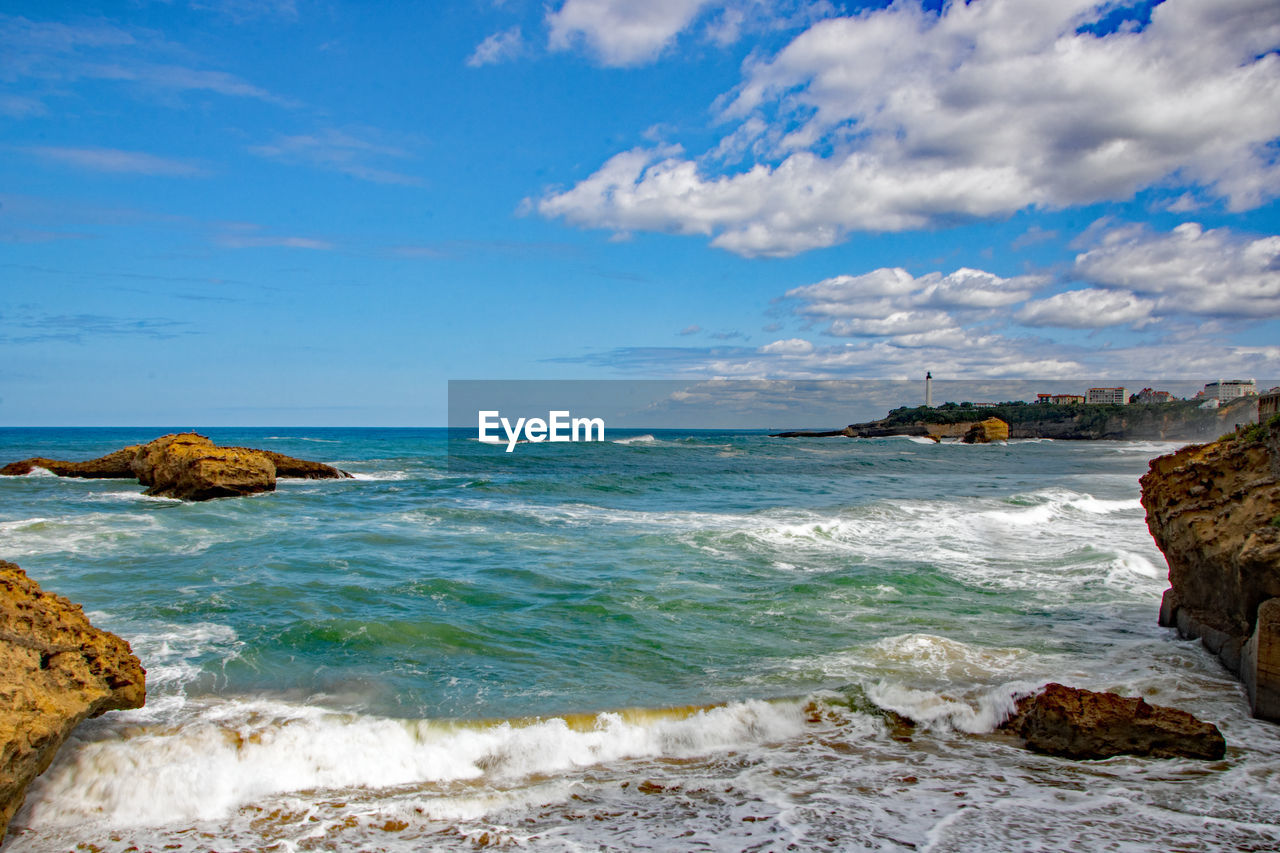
top-left (925, 371), bottom-right (933, 408)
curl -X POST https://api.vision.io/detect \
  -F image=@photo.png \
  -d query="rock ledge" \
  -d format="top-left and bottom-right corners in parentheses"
top-left (0, 560), bottom-right (146, 843)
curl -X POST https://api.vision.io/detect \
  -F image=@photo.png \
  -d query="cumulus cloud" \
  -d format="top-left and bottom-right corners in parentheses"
top-left (540, 0), bottom-right (1280, 256)
top-left (544, 0), bottom-right (831, 66)
top-left (468, 26), bottom-right (524, 67)
top-left (758, 337), bottom-right (813, 354)
top-left (1072, 221), bottom-right (1280, 318)
top-left (1016, 288), bottom-right (1156, 329)
top-left (547, 0), bottom-right (715, 66)
top-left (784, 267), bottom-right (1044, 338)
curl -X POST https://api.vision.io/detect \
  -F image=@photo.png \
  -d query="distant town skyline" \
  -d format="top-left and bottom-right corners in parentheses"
top-left (2, 1), bottom-right (1279, 425)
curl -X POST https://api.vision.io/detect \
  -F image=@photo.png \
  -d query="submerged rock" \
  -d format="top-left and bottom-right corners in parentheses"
top-left (1002, 683), bottom-right (1225, 760)
top-left (1, 433), bottom-right (351, 501)
top-left (0, 560), bottom-right (145, 843)
top-left (962, 417), bottom-right (1010, 444)
top-left (1141, 418), bottom-right (1280, 721)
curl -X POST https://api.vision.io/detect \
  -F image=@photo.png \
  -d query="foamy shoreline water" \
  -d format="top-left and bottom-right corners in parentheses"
top-left (2, 428), bottom-right (1279, 851)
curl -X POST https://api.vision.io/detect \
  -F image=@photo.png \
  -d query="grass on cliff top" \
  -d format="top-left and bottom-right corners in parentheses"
top-left (1219, 412), bottom-right (1280, 445)
top-left (877, 398), bottom-right (1209, 428)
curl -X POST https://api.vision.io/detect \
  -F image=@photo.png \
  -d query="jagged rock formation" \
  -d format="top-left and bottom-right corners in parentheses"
top-left (1001, 683), bottom-right (1225, 760)
top-left (1141, 418), bottom-right (1280, 721)
top-left (0, 561), bottom-right (145, 843)
top-left (131, 433), bottom-right (278, 500)
top-left (2, 433), bottom-right (351, 501)
top-left (0, 446), bottom-right (139, 478)
top-left (962, 417), bottom-right (1009, 444)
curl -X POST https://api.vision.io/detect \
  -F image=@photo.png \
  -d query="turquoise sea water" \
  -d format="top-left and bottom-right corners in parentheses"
top-left (2, 428), bottom-right (1280, 851)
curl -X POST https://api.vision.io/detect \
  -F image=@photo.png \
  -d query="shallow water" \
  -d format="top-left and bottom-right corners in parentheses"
top-left (2, 428), bottom-right (1277, 851)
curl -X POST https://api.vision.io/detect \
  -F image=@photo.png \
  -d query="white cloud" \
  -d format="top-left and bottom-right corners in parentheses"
top-left (758, 337), bottom-right (813, 354)
top-left (784, 266), bottom-right (1043, 339)
top-left (1073, 221), bottom-right (1280, 317)
top-left (547, 0), bottom-right (715, 66)
top-left (468, 26), bottom-right (523, 67)
top-left (28, 146), bottom-right (205, 176)
top-left (540, 0), bottom-right (1280, 256)
top-left (1016, 288), bottom-right (1156, 329)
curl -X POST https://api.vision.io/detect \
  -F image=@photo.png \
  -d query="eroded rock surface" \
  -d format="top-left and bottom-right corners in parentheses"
top-left (1002, 683), bottom-right (1225, 760)
top-left (0, 446), bottom-right (139, 478)
top-left (0, 561), bottom-right (145, 843)
top-left (1141, 419), bottom-right (1280, 720)
top-left (131, 433), bottom-right (277, 500)
top-left (962, 417), bottom-right (1010, 444)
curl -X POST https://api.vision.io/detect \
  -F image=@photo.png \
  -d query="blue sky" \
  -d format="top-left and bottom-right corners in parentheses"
top-left (2, 0), bottom-right (1279, 425)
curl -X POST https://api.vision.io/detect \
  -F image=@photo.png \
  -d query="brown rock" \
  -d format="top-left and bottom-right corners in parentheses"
top-left (0, 446), bottom-right (139, 478)
top-left (1141, 420), bottom-right (1280, 720)
top-left (1003, 683), bottom-right (1225, 760)
top-left (131, 433), bottom-right (277, 500)
top-left (962, 417), bottom-right (1010, 444)
top-left (0, 561), bottom-right (145, 843)
top-left (242, 449), bottom-right (351, 480)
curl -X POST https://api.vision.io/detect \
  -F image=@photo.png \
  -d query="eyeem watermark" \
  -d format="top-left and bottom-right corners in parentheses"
top-left (478, 410), bottom-right (605, 452)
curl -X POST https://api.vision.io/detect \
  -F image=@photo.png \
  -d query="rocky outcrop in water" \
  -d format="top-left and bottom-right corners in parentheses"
top-left (1001, 683), bottom-right (1225, 760)
top-left (1141, 418), bottom-right (1280, 721)
top-left (0, 446), bottom-right (139, 478)
top-left (1, 433), bottom-right (351, 501)
top-left (0, 560), bottom-right (146, 843)
top-left (131, 433), bottom-right (278, 500)
top-left (962, 418), bottom-right (1009, 444)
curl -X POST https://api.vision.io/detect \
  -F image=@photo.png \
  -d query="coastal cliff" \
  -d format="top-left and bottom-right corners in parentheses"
top-left (1141, 417), bottom-right (1280, 721)
top-left (859, 397), bottom-right (1257, 441)
top-left (0, 560), bottom-right (145, 843)
top-left (775, 397), bottom-right (1258, 442)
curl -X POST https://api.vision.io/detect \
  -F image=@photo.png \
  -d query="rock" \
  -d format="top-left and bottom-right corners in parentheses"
top-left (245, 449), bottom-right (351, 480)
top-left (0, 446), bottom-right (139, 478)
top-left (1002, 683), bottom-right (1225, 760)
top-left (962, 417), bottom-right (1009, 444)
top-left (131, 433), bottom-right (277, 501)
top-left (2, 435), bottom-right (349, 500)
top-left (0, 560), bottom-right (145, 842)
top-left (1140, 419), bottom-right (1280, 720)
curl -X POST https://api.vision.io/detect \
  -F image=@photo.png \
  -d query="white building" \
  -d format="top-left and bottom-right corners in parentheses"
top-left (1086, 387), bottom-right (1128, 405)
top-left (1202, 379), bottom-right (1257, 400)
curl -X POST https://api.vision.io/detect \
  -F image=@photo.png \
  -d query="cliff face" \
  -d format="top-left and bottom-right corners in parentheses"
top-left (1141, 420), bottom-right (1280, 720)
top-left (0, 560), bottom-right (146, 842)
top-left (1011, 397), bottom-right (1256, 440)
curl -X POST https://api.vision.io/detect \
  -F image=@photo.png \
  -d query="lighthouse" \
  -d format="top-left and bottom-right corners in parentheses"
top-left (925, 371), bottom-right (933, 408)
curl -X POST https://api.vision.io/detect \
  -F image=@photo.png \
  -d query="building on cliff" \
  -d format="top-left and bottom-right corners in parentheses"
top-left (1260, 391), bottom-right (1280, 421)
top-left (1131, 388), bottom-right (1176, 404)
top-left (1087, 387), bottom-right (1129, 405)
top-left (1202, 379), bottom-right (1258, 400)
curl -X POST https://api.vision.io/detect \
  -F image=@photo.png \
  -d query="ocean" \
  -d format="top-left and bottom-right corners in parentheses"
top-left (2, 427), bottom-right (1279, 852)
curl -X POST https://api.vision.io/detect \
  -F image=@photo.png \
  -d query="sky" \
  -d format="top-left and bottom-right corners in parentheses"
top-left (2, 0), bottom-right (1279, 426)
